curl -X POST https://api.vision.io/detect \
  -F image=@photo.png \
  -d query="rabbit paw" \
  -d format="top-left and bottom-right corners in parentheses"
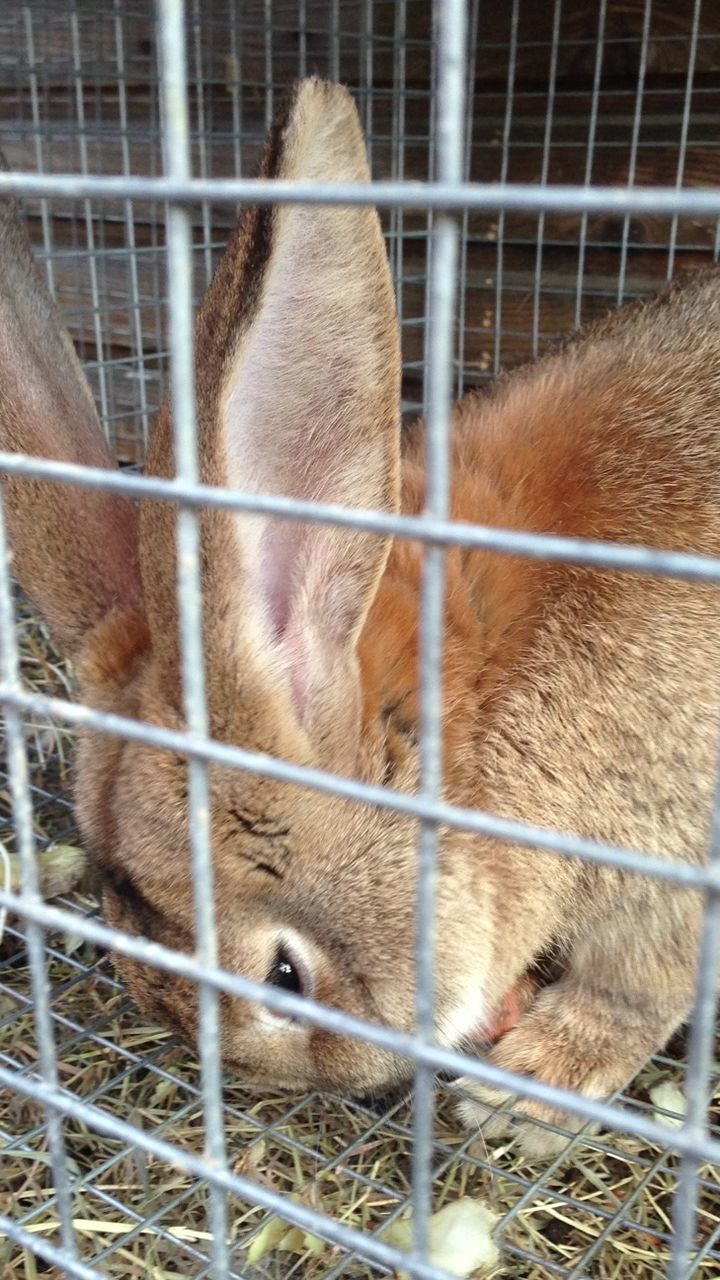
top-left (455, 982), bottom-right (648, 1161)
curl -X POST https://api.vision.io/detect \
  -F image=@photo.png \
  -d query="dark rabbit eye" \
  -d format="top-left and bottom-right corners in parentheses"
top-left (268, 946), bottom-right (304, 996)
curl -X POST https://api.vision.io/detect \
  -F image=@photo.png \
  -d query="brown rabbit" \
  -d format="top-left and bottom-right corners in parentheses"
top-left (2, 80), bottom-right (719, 1159)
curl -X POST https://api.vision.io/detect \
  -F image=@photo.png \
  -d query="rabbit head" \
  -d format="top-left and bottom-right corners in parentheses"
top-left (1, 81), bottom-right (492, 1095)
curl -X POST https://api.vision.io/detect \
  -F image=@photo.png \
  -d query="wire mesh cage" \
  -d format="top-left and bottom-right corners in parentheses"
top-left (1, 1), bottom-right (720, 1278)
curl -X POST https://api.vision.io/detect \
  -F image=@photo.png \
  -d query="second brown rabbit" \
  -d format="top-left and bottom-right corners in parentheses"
top-left (2, 79), bottom-right (719, 1158)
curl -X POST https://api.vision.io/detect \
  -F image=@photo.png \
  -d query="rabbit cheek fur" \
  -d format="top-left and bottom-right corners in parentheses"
top-left (75, 659), bottom-right (490, 1095)
top-left (2, 84), bottom-right (720, 1158)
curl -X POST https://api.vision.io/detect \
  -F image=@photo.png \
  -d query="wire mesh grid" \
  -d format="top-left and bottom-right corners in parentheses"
top-left (1, 0), bottom-right (720, 1277)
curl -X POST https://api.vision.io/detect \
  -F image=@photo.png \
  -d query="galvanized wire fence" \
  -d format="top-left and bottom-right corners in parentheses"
top-left (1, 1), bottom-right (720, 1277)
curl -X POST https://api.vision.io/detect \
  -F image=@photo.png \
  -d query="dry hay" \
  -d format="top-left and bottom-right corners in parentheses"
top-left (1, 598), bottom-right (719, 1279)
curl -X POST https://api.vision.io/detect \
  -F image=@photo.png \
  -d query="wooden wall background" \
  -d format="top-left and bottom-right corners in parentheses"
top-left (0, 0), bottom-right (719, 462)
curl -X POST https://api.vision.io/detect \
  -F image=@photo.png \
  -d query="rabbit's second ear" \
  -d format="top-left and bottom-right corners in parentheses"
top-left (143, 80), bottom-right (401, 760)
top-left (0, 185), bottom-right (141, 661)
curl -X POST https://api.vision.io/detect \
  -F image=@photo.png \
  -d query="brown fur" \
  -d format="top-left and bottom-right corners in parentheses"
top-left (2, 82), bottom-right (719, 1157)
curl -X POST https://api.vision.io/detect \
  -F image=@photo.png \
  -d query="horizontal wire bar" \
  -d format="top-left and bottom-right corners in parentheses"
top-left (2, 1052), bottom-right (720, 1264)
top-left (3, 452), bottom-right (720, 584)
top-left (0, 1064), bottom-right (468, 1280)
top-left (1, 683), bottom-right (718, 889)
top-left (5, 171), bottom-right (720, 217)
top-left (3, 889), bottom-right (720, 1163)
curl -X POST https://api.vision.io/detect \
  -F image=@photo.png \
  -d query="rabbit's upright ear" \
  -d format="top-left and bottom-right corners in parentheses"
top-left (0, 183), bottom-right (141, 658)
top-left (143, 80), bottom-right (401, 758)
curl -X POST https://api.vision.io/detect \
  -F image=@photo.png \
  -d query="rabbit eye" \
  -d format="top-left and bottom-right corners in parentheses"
top-left (268, 946), bottom-right (304, 996)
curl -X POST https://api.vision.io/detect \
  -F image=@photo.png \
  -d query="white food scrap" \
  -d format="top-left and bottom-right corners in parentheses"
top-left (383, 1196), bottom-right (500, 1277)
top-left (649, 1080), bottom-right (688, 1130)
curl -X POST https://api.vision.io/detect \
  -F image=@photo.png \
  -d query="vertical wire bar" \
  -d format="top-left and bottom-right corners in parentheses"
top-left (264, 0), bottom-right (273, 130)
top-left (0, 490), bottom-right (77, 1261)
top-left (455, 0), bottom-right (480, 400)
top-left (192, 0), bottom-right (213, 287)
top-left (493, 0), bottom-right (519, 377)
top-left (390, 0), bottom-right (407, 353)
top-left (69, 0), bottom-right (109, 433)
top-left (666, 0), bottom-right (702, 281)
top-left (228, 0), bottom-right (243, 179)
top-left (23, 5), bottom-right (55, 296)
top-left (155, 2), bottom-right (228, 1274)
top-left (329, 0), bottom-right (340, 81)
top-left (617, 0), bottom-right (653, 305)
top-left (574, 0), bottom-right (607, 329)
top-left (361, 0), bottom-right (373, 170)
top-left (298, 0), bottom-right (307, 78)
top-left (531, 0), bottom-right (562, 361)
top-left (668, 758), bottom-right (720, 1280)
top-left (149, 32), bottom-right (165, 386)
top-left (113, 0), bottom-right (151, 451)
top-left (411, 0), bottom-right (468, 1264)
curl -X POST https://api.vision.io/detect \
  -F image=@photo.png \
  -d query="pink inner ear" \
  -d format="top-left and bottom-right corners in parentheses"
top-left (280, 617), bottom-right (314, 724)
top-left (217, 122), bottom-right (399, 743)
top-left (257, 520), bottom-right (314, 720)
top-left (258, 520), bottom-right (356, 725)
top-left (258, 520), bottom-right (302, 642)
